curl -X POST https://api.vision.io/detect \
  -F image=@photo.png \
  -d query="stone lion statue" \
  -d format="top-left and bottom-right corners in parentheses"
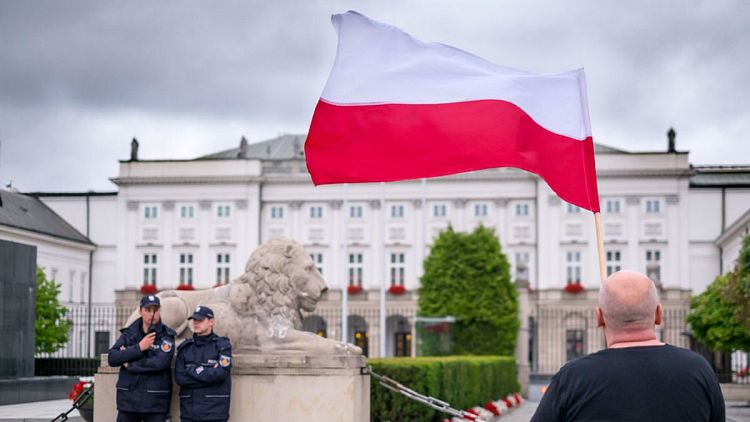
top-left (124, 237), bottom-right (361, 355)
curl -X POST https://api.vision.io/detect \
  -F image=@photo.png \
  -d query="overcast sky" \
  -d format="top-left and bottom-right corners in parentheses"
top-left (1, 1), bottom-right (748, 192)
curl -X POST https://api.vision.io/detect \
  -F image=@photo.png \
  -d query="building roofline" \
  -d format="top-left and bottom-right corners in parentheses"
top-left (26, 191), bottom-right (118, 197)
top-left (716, 208), bottom-right (750, 246)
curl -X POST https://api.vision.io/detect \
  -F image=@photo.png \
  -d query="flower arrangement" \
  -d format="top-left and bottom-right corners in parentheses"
top-left (347, 284), bottom-right (363, 295)
top-left (737, 367), bottom-right (749, 378)
top-left (388, 285), bottom-right (406, 295)
top-left (564, 281), bottom-right (584, 294)
top-left (68, 377), bottom-right (94, 422)
top-left (176, 284), bottom-right (195, 291)
top-left (140, 284), bottom-right (158, 295)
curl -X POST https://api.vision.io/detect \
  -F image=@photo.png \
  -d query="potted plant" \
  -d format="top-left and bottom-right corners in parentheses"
top-left (176, 284), bottom-right (195, 291)
top-left (564, 281), bottom-right (584, 294)
top-left (68, 377), bottom-right (94, 422)
top-left (140, 284), bottom-right (158, 295)
top-left (347, 284), bottom-right (363, 295)
top-left (388, 284), bottom-right (406, 295)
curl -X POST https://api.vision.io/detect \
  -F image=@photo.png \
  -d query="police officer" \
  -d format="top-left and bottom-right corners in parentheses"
top-left (108, 295), bottom-right (176, 422)
top-left (175, 306), bottom-right (232, 422)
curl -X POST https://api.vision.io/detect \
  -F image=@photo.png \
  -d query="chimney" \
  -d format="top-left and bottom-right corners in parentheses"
top-left (667, 128), bottom-right (676, 153)
top-left (130, 138), bottom-right (139, 161)
top-left (238, 136), bottom-right (248, 158)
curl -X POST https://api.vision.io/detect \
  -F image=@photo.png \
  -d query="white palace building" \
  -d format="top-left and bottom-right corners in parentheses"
top-left (17, 130), bottom-right (750, 376)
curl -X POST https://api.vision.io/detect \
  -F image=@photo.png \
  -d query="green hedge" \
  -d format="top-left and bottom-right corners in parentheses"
top-left (368, 356), bottom-right (518, 422)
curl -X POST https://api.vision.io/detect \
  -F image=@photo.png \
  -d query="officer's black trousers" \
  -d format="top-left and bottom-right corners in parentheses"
top-left (116, 411), bottom-right (167, 422)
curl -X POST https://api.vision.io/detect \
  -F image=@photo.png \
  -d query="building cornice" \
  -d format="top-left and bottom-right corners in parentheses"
top-left (111, 176), bottom-right (264, 185)
top-left (0, 224), bottom-right (96, 251)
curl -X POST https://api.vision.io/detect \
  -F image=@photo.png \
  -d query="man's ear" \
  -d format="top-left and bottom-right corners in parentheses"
top-left (596, 307), bottom-right (605, 327)
top-left (655, 304), bottom-right (663, 325)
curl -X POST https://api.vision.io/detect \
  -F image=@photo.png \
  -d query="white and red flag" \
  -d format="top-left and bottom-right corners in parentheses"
top-left (305, 11), bottom-right (600, 212)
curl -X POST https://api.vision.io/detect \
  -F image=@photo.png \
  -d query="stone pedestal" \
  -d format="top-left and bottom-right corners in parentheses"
top-left (95, 353), bottom-right (370, 422)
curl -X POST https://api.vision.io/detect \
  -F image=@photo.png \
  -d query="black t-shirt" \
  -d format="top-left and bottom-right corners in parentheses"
top-left (531, 344), bottom-right (725, 422)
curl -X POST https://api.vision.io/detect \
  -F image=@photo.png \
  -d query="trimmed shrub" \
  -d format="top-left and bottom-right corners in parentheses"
top-left (368, 355), bottom-right (518, 421)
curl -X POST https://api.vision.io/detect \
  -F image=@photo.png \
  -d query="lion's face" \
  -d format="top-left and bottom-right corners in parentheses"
top-left (288, 250), bottom-right (327, 312)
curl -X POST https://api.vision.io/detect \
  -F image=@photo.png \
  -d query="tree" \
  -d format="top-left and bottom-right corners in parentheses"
top-left (687, 234), bottom-right (750, 352)
top-left (35, 267), bottom-right (72, 354)
top-left (418, 225), bottom-right (519, 355)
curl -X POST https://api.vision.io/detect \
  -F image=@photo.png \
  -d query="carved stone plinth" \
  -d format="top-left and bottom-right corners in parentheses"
top-left (95, 353), bottom-right (370, 422)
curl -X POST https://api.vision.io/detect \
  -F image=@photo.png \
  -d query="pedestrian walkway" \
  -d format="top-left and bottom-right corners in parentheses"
top-left (499, 399), bottom-right (539, 421)
top-left (0, 399), bottom-right (82, 422)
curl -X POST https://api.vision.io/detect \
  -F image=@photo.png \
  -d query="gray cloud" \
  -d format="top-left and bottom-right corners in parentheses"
top-left (1, 0), bottom-right (748, 191)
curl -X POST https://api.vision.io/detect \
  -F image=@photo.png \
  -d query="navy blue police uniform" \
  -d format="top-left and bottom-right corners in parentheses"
top-left (107, 295), bottom-right (176, 422)
top-left (175, 306), bottom-right (232, 422)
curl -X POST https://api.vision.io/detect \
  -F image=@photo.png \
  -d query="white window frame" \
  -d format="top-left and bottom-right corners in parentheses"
top-left (432, 204), bottom-right (447, 218)
top-left (515, 203), bottom-right (530, 217)
top-left (310, 253), bottom-right (324, 275)
top-left (178, 253), bottom-right (194, 286)
top-left (216, 204), bottom-right (232, 218)
top-left (565, 251), bottom-right (582, 284)
top-left (270, 206), bottom-right (285, 220)
top-left (179, 205), bottom-right (195, 219)
top-left (143, 253), bottom-right (158, 286)
top-left (348, 253), bottom-right (364, 287)
top-left (474, 203), bottom-right (488, 217)
top-left (388, 252), bottom-right (406, 287)
top-left (349, 205), bottom-right (363, 219)
top-left (606, 250), bottom-right (622, 276)
top-left (143, 205), bottom-right (159, 220)
top-left (309, 206), bottom-right (324, 219)
top-left (646, 249), bottom-right (662, 282)
top-left (80, 272), bottom-right (87, 304)
top-left (515, 252), bottom-right (530, 280)
top-left (68, 270), bottom-right (75, 303)
top-left (216, 253), bottom-right (231, 285)
top-left (645, 199), bottom-right (661, 214)
top-left (605, 199), bottom-right (621, 214)
top-left (390, 204), bottom-right (405, 219)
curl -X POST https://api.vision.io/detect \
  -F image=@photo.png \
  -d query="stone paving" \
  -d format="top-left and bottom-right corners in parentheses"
top-left (0, 399), bottom-right (82, 422)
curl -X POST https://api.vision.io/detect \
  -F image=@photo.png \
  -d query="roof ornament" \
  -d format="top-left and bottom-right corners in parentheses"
top-left (130, 138), bottom-right (139, 161)
top-left (667, 127), bottom-right (676, 153)
top-left (238, 136), bottom-right (248, 158)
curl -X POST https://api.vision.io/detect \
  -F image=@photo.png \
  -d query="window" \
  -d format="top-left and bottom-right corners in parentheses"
top-left (515, 252), bottom-right (530, 280)
top-left (50, 268), bottom-right (58, 281)
top-left (390, 204), bottom-right (404, 218)
top-left (646, 250), bottom-right (661, 282)
top-left (515, 203), bottom-right (530, 217)
top-left (605, 199), bottom-right (621, 214)
top-left (216, 205), bottom-right (231, 218)
top-left (566, 329), bottom-right (585, 361)
top-left (310, 253), bottom-right (323, 275)
top-left (143, 253), bottom-right (157, 286)
top-left (309, 206), bottom-right (323, 219)
top-left (349, 205), bottom-right (363, 218)
top-left (565, 251), bottom-right (582, 284)
top-left (179, 253), bottom-right (194, 286)
top-left (645, 199), bottom-right (661, 214)
top-left (80, 272), bottom-right (87, 304)
top-left (216, 253), bottom-right (230, 285)
top-left (433, 204), bottom-right (447, 218)
top-left (348, 253), bottom-right (363, 287)
top-left (389, 253), bottom-right (406, 287)
top-left (68, 270), bottom-right (75, 303)
top-left (474, 203), bottom-right (488, 217)
top-left (606, 250), bottom-right (622, 276)
top-left (180, 205), bottom-right (195, 219)
top-left (566, 203), bottom-right (581, 214)
top-left (144, 205), bottom-right (158, 219)
top-left (270, 206), bottom-right (284, 220)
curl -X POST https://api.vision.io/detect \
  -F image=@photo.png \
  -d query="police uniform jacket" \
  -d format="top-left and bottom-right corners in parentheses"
top-left (107, 318), bottom-right (176, 414)
top-left (175, 332), bottom-right (232, 421)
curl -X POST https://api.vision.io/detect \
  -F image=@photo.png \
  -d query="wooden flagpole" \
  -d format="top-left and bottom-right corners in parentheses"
top-left (594, 212), bottom-right (607, 282)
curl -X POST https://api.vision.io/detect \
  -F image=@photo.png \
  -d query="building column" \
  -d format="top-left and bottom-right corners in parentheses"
top-left (515, 267), bottom-right (531, 397)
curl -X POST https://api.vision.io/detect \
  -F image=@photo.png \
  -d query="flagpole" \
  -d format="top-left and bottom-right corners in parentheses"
top-left (594, 212), bottom-right (606, 282)
top-left (379, 182), bottom-right (387, 357)
top-left (342, 183), bottom-right (349, 344)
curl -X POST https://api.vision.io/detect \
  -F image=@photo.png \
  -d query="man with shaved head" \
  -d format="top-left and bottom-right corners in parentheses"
top-left (532, 271), bottom-right (724, 421)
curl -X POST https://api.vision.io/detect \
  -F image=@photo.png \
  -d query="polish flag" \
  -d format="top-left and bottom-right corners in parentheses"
top-left (305, 11), bottom-right (600, 212)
